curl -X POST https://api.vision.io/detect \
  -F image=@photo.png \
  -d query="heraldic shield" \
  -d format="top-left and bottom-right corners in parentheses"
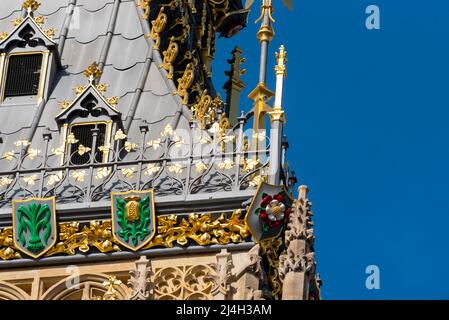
top-left (111, 190), bottom-right (156, 251)
top-left (12, 197), bottom-right (57, 259)
top-left (245, 182), bottom-right (294, 242)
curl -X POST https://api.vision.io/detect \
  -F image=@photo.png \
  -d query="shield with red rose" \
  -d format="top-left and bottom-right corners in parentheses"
top-left (245, 182), bottom-right (294, 242)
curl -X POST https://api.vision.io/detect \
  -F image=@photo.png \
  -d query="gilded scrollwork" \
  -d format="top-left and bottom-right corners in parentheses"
top-left (149, 7), bottom-right (167, 50)
top-left (0, 228), bottom-right (21, 260)
top-left (160, 36), bottom-right (178, 79)
top-left (0, 210), bottom-right (250, 260)
top-left (260, 237), bottom-right (284, 300)
top-left (45, 220), bottom-right (121, 257)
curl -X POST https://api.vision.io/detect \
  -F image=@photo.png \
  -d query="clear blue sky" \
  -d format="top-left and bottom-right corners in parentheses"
top-left (213, 0), bottom-right (449, 299)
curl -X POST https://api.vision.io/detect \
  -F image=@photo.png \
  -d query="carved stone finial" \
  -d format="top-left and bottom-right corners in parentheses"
top-left (278, 185), bottom-right (317, 300)
top-left (128, 256), bottom-right (153, 300)
top-left (207, 249), bottom-right (234, 300)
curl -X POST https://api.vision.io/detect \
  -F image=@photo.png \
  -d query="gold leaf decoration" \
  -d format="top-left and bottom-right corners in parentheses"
top-left (160, 124), bottom-right (174, 137)
top-left (95, 167), bottom-right (111, 180)
top-left (195, 161), bottom-right (208, 173)
top-left (124, 142), bottom-right (138, 153)
top-left (242, 158), bottom-right (260, 172)
top-left (3, 151), bottom-right (15, 161)
top-left (74, 85), bottom-right (85, 96)
top-left (137, 0), bottom-right (151, 20)
top-left (66, 133), bottom-right (79, 144)
top-left (217, 158), bottom-right (234, 170)
top-left (0, 176), bottom-right (13, 187)
top-left (83, 62), bottom-right (102, 80)
top-left (77, 144), bottom-right (91, 156)
top-left (23, 174), bottom-right (37, 185)
top-left (0, 210), bottom-right (250, 260)
top-left (22, 0), bottom-right (41, 12)
top-left (71, 170), bottom-right (86, 182)
top-left (45, 221), bottom-right (121, 257)
top-left (144, 163), bottom-right (160, 176)
top-left (0, 32), bottom-right (9, 42)
top-left (34, 15), bottom-right (45, 26)
top-left (142, 210), bottom-right (250, 249)
top-left (27, 148), bottom-right (41, 159)
top-left (14, 139), bottom-right (30, 147)
top-left (45, 28), bottom-right (55, 39)
top-left (96, 83), bottom-right (108, 95)
top-left (12, 18), bottom-right (23, 27)
top-left (168, 163), bottom-right (183, 174)
top-left (59, 100), bottom-right (71, 110)
top-left (147, 139), bottom-right (161, 150)
top-left (114, 129), bottom-right (127, 141)
top-left (0, 228), bottom-right (21, 260)
top-left (249, 174), bottom-right (266, 187)
top-left (98, 144), bottom-right (111, 153)
top-left (107, 96), bottom-right (119, 107)
top-left (47, 171), bottom-right (63, 187)
top-left (121, 167), bottom-right (136, 179)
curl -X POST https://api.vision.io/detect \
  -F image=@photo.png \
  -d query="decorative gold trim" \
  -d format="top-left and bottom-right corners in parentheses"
top-left (0, 53), bottom-right (5, 96)
top-left (37, 50), bottom-right (49, 104)
top-left (11, 197), bottom-right (57, 259)
top-left (0, 210), bottom-right (250, 260)
top-left (260, 237), bottom-right (283, 300)
top-left (110, 189), bottom-right (157, 251)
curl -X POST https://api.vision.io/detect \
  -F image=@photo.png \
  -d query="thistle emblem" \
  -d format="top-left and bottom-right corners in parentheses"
top-left (111, 190), bottom-right (156, 251)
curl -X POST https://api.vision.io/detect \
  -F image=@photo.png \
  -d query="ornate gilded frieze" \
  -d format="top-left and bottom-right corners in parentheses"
top-left (0, 209), bottom-right (250, 260)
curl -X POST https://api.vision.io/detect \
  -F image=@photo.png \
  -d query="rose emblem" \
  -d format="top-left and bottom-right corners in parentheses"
top-left (256, 192), bottom-right (291, 232)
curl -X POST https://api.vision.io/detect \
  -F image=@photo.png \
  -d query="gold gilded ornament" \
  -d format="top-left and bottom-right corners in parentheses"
top-left (124, 196), bottom-right (141, 222)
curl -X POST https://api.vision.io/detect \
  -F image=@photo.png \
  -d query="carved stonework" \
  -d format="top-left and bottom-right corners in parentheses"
top-left (207, 249), bottom-right (233, 300)
top-left (128, 256), bottom-right (153, 300)
top-left (278, 185), bottom-right (317, 300)
top-left (153, 265), bottom-right (215, 300)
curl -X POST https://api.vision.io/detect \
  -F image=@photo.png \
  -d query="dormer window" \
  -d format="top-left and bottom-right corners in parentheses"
top-left (68, 122), bottom-right (109, 165)
top-left (0, 2), bottom-right (62, 105)
top-left (3, 52), bottom-right (43, 98)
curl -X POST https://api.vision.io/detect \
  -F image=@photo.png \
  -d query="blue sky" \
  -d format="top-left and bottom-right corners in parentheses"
top-left (212, 0), bottom-right (449, 299)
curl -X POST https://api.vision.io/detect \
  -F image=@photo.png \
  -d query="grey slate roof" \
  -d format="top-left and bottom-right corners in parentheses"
top-left (0, 0), bottom-right (191, 157)
top-left (0, 0), bottom-right (269, 222)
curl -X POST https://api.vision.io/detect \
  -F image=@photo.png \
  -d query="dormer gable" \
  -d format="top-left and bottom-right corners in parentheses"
top-left (55, 75), bottom-right (121, 125)
top-left (0, 0), bottom-right (61, 105)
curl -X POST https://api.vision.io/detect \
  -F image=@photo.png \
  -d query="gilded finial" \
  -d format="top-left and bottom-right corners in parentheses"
top-left (83, 62), bottom-right (102, 83)
top-left (93, 276), bottom-right (122, 300)
top-left (22, 0), bottom-right (40, 13)
top-left (270, 44), bottom-right (287, 123)
top-left (275, 45), bottom-right (287, 77)
top-left (255, 0), bottom-right (275, 24)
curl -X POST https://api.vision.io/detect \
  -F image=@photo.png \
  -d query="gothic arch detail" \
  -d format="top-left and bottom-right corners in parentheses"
top-left (41, 273), bottom-right (130, 300)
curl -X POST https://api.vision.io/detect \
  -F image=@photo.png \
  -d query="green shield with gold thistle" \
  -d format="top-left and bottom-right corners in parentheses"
top-left (110, 190), bottom-right (156, 251)
top-left (12, 197), bottom-right (57, 259)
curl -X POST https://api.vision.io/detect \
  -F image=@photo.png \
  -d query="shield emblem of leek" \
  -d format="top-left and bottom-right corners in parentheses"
top-left (12, 197), bottom-right (57, 259)
top-left (245, 182), bottom-right (294, 242)
top-left (110, 190), bottom-right (156, 251)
